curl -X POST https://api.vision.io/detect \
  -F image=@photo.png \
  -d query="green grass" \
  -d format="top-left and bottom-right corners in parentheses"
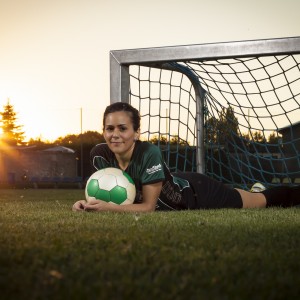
top-left (0, 189), bottom-right (299, 300)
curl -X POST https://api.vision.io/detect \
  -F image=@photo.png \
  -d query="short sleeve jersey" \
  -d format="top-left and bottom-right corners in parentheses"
top-left (90, 141), bottom-right (192, 210)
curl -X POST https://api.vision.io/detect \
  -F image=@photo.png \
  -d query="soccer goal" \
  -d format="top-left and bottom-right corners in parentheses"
top-left (110, 37), bottom-right (300, 189)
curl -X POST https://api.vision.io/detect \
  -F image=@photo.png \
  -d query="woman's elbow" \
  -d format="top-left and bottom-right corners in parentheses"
top-left (140, 202), bottom-right (157, 213)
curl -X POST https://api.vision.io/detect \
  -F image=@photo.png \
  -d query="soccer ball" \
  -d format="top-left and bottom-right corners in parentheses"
top-left (85, 168), bottom-right (136, 205)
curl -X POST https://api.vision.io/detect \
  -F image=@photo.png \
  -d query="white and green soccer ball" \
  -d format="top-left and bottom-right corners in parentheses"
top-left (85, 168), bottom-right (136, 205)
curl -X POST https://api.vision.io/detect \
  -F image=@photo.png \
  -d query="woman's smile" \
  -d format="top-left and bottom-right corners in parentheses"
top-left (110, 141), bottom-right (125, 146)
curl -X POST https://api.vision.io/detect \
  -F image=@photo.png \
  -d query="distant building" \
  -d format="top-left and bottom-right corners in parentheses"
top-left (0, 145), bottom-right (78, 186)
top-left (278, 121), bottom-right (300, 154)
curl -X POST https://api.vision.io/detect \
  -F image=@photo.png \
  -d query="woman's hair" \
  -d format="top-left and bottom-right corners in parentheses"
top-left (103, 102), bottom-right (141, 131)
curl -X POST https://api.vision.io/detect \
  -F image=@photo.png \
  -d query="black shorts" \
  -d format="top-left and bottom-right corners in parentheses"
top-left (178, 172), bottom-right (243, 209)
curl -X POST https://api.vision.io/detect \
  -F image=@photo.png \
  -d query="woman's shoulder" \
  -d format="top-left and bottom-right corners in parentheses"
top-left (92, 142), bottom-right (108, 149)
top-left (135, 141), bottom-right (161, 154)
top-left (90, 143), bottom-right (111, 157)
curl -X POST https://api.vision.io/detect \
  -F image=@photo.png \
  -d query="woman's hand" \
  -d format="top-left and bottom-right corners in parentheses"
top-left (72, 199), bottom-right (109, 212)
top-left (83, 199), bottom-right (109, 212)
top-left (72, 200), bottom-right (87, 211)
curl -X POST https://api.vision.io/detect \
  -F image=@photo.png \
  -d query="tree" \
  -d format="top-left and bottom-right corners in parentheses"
top-left (0, 99), bottom-right (25, 146)
top-left (251, 131), bottom-right (266, 143)
top-left (27, 137), bottom-right (53, 150)
top-left (205, 115), bottom-right (219, 144)
top-left (219, 106), bottom-right (239, 144)
top-left (268, 131), bottom-right (281, 144)
top-left (169, 135), bottom-right (189, 146)
top-left (149, 135), bottom-right (190, 146)
top-left (149, 135), bottom-right (168, 145)
top-left (54, 131), bottom-right (105, 148)
top-left (205, 106), bottom-right (239, 145)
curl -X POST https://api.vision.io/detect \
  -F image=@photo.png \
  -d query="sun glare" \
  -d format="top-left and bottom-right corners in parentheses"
top-left (14, 103), bottom-right (103, 142)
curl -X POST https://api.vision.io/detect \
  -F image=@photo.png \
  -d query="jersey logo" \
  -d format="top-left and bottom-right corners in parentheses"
top-left (146, 164), bottom-right (162, 175)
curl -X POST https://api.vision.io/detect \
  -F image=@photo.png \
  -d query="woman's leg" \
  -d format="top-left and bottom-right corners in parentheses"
top-left (236, 185), bottom-right (300, 208)
top-left (236, 189), bottom-right (267, 208)
top-left (262, 185), bottom-right (300, 207)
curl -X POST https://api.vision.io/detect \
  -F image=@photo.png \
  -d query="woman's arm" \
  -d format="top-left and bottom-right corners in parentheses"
top-left (80, 181), bottom-right (163, 213)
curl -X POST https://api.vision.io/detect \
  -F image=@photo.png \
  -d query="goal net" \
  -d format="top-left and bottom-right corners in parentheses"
top-left (110, 37), bottom-right (300, 189)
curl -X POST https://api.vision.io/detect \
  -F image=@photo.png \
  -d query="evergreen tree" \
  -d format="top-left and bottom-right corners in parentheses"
top-left (0, 99), bottom-right (25, 146)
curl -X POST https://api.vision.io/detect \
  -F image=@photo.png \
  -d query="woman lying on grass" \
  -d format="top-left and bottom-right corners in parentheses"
top-left (72, 102), bottom-right (300, 212)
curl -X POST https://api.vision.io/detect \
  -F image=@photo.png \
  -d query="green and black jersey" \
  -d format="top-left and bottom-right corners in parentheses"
top-left (90, 141), bottom-right (192, 210)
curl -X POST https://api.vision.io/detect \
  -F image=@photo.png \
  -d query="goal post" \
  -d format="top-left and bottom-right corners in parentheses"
top-left (110, 37), bottom-right (300, 189)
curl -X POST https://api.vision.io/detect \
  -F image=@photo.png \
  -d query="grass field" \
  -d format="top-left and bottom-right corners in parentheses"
top-left (0, 189), bottom-right (299, 300)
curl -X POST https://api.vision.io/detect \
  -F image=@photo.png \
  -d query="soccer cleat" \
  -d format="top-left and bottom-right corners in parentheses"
top-left (250, 182), bottom-right (266, 193)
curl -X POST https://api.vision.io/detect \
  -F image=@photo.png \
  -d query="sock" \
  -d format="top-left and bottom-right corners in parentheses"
top-left (262, 185), bottom-right (300, 208)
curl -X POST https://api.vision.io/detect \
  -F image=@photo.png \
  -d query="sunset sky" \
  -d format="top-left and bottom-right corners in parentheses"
top-left (0, 0), bottom-right (299, 141)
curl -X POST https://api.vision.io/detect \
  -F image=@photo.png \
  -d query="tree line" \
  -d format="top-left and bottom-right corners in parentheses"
top-left (0, 100), bottom-right (281, 152)
top-left (205, 106), bottom-right (281, 145)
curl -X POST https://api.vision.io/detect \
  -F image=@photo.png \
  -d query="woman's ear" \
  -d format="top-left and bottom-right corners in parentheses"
top-left (135, 129), bottom-right (141, 141)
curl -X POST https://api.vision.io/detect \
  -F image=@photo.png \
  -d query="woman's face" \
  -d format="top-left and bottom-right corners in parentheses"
top-left (103, 111), bottom-right (139, 156)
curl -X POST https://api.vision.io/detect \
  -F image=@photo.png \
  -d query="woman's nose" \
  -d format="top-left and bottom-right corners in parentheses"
top-left (112, 130), bottom-right (119, 138)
